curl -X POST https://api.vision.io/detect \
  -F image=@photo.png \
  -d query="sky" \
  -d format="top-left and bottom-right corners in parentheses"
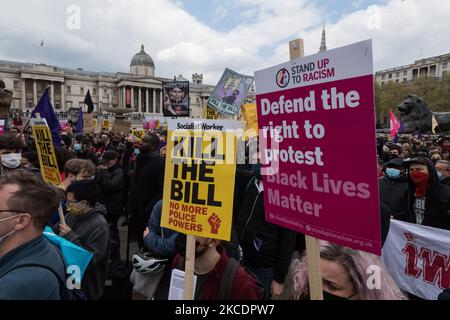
top-left (0, 0), bottom-right (449, 85)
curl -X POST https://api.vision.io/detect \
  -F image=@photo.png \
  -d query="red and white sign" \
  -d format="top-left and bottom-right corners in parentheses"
top-left (255, 40), bottom-right (381, 255)
top-left (382, 219), bottom-right (450, 300)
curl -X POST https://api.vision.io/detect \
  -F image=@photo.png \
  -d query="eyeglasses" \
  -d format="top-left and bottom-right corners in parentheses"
top-left (0, 209), bottom-right (27, 214)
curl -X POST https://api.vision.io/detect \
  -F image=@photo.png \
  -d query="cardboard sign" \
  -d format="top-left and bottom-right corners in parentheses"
top-left (240, 103), bottom-right (259, 138)
top-left (112, 119), bottom-right (131, 134)
top-left (382, 220), bottom-right (450, 300)
top-left (31, 118), bottom-right (61, 186)
top-left (161, 119), bottom-right (237, 241)
top-left (207, 68), bottom-right (254, 116)
top-left (102, 119), bottom-right (111, 130)
top-left (83, 114), bottom-right (94, 133)
top-left (131, 129), bottom-right (145, 140)
top-left (255, 40), bottom-right (381, 255)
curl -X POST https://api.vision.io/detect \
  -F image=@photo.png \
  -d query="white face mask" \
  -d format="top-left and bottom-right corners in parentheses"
top-left (0, 215), bottom-right (19, 244)
top-left (1, 153), bottom-right (22, 169)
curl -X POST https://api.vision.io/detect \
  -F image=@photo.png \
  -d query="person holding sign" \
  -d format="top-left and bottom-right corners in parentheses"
top-left (291, 241), bottom-right (406, 300)
top-left (156, 235), bottom-right (263, 300)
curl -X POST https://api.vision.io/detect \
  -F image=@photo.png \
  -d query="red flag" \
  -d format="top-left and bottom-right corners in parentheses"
top-left (390, 110), bottom-right (400, 138)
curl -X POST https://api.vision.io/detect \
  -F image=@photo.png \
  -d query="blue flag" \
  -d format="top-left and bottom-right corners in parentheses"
top-left (75, 108), bottom-right (84, 135)
top-left (43, 227), bottom-right (93, 286)
top-left (32, 89), bottom-right (62, 147)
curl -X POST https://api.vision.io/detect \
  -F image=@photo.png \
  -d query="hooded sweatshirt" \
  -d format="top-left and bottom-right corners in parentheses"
top-left (406, 158), bottom-right (450, 230)
top-left (53, 204), bottom-right (111, 299)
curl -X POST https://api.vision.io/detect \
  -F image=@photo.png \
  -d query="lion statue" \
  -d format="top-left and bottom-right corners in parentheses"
top-left (398, 95), bottom-right (450, 133)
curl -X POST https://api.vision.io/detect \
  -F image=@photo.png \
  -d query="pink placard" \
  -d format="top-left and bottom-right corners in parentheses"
top-left (255, 40), bottom-right (381, 255)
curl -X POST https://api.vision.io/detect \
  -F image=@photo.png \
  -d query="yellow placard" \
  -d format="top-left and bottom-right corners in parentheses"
top-left (102, 119), bottom-right (110, 129)
top-left (31, 120), bottom-right (61, 186)
top-left (161, 119), bottom-right (237, 241)
top-left (93, 119), bottom-right (98, 128)
top-left (131, 129), bottom-right (145, 140)
top-left (205, 105), bottom-right (220, 120)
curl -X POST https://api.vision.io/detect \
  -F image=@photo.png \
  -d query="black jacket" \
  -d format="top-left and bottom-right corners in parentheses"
top-left (441, 176), bottom-right (450, 188)
top-left (405, 158), bottom-right (450, 230)
top-left (128, 152), bottom-right (165, 239)
top-left (95, 163), bottom-right (125, 217)
top-left (54, 205), bottom-right (111, 300)
top-left (236, 176), bottom-right (296, 284)
top-left (379, 174), bottom-right (409, 220)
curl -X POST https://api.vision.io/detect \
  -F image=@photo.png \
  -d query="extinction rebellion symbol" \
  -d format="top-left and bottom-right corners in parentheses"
top-left (276, 68), bottom-right (290, 88)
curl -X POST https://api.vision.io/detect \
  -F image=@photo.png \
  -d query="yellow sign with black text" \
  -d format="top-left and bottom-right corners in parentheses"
top-left (161, 119), bottom-right (237, 241)
top-left (31, 119), bottom-right (61, 186)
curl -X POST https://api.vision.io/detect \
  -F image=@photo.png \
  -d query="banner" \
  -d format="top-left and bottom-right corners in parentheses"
top-left (160, 119), bottom-right (237, 241)
top-left (390, 110), bottom-right (400, 138)
top-left (162, 81), bottom-right (190, 117)
top-left (207, 68), bottom-right (254, 116)
top-left (112, 119), bottom-right (131, 134)
top-left (31, 118), bottom-right (61, 186)
top-left (382, 220), bottom-right (450, 300)
top-left (255, 40), bottom-right (381, 255)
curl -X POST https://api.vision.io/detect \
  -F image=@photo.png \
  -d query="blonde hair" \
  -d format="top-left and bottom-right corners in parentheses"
top-left (291, 241), bottom-right (407, 300)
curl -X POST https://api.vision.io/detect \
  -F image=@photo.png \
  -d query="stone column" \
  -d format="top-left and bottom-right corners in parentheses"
top-left (152, 89), bottom-right (156, 113)
top-left (50, 82), bottom-right (55, 107)
top-left (21, 79), bottom-right (26, 111)
top-left (138, 87), bottom-right (142, 113)
top-left (33, 80), bottom-right (37, 106)
top-left (159, 90), bottom-right (162, 114)
top-left (61, 82), bottom-right (65, 111)
top-left (145, 88), bottom-right (149, 113)
top-left (123, 87), bottom-right (126, 108)
top-left (131, 87), bottom-right (134, 110)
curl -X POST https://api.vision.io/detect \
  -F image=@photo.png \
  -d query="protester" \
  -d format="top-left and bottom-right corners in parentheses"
top-left (291, 241), bottom-right (407, 300)
top-left (0, 170), bottom-right (65, 300)
top-left (95, 150), bottom-right (124, 271)
top-left (0, 135), bottom-right (25, 176)
top-left (53, 180), bottom-right (111, 299)
top-left (156, 235), bottom-right (263, 300)
top-left (236, 163), bottom-right (297, 300)
top-left (379, 158), bottom-right (409, 220)
top-left (436, 160), bottom-right (450, 187)
top-left (403, 157), bottom-right (450, 230)
top-left (128, 133), bottom-right (165, 247)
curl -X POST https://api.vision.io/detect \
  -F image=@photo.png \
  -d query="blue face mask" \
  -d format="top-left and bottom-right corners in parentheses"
top-left (386, 168), bottom-right (402, 179)
top-left (134, 149), bottom-right (141, 156)
top-left (74, 144), bottom-right (82, 152)
top-left (437, 171), bottom-right (443, 180)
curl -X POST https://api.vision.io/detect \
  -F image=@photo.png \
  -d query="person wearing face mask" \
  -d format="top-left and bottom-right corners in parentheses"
top-left (0, 134), bottom-right (24, 176)
top-left (379, 158), bottom-right (409, 221)
top-left (0, 170), bottom-right (65, 300)
top-left (155, 235), bottom-right (263, 300)
top-left (53, 180), bottom-right (111, 300)
top-left (128, 133), bottom-right (165, 248)
top-left (291, 241), bottom-right (407, 300)
top-left (95, 150), bottom-right (124, 272)
top-left (436, 160), bottom-right (450, 187)
top-left (404, 157), bottom-right (450, 230)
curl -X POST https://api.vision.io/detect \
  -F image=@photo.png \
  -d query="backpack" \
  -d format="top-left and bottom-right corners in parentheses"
top-left (0, 263), bottom-right (86, 300)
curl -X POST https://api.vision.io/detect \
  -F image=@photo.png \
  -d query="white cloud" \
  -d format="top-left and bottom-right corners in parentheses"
top-left (0, 0), bottom-right (449, 86)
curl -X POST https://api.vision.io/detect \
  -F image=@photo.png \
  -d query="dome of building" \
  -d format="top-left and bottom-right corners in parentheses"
top-left (130, 44), bottom-right (155, 68)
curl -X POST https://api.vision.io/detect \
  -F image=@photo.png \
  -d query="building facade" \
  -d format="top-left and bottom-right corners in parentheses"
top-left (0, 45), bottom-right (215, 118)
top-left (375, 53), bottom-right (450, 87)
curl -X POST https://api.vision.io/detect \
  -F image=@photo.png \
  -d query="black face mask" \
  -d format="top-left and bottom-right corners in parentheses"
top-left (322, 290), bottom-right (356, 300)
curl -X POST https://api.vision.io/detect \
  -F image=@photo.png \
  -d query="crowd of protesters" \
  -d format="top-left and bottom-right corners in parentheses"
top-left (0, 108), bottom-right (449, 301)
